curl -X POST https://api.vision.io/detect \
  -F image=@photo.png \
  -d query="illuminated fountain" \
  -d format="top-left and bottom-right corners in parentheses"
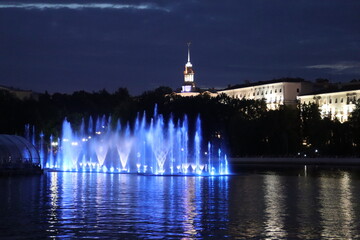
top-left (45, 110), bottom-right (229, 175)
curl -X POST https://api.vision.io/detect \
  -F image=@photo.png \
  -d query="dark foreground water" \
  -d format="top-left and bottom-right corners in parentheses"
top-left (1, 166), bottom-right (360, 239)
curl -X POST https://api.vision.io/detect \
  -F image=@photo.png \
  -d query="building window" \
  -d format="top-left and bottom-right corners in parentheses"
top-left (329, 99), bottom-right (332, 104)
top-left (275, 89), bottom-right (277, 93)
top-left (262, 91), bottom-right (264, 95)
top-left (265, 91), bottom-right (268, 94)
top-left (335, 98), bottom-right (338, 103)
top-left (183, 85), bottom-right (192, 92)
top-left (253, 93), bottom-right (255, 96)
top-left (280, 88), bottom-right (282, 93)
top-left (257, 92), bottom-right (259, 95)
top-left (341, 98), bottom-right (343, 103)
top-left (297, 88), bottom-right (299, 93)
top-left (270, 90), bottom-right (272, 94)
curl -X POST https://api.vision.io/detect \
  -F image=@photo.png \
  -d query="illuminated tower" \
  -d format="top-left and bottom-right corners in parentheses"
top-left (182, 42), bottom-right (196, 92)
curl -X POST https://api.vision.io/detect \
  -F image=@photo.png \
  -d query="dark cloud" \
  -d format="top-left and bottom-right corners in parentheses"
top-left (0, 2), bottom-right (170, 12)
top-left (0, 1), bottom-right (359, 94)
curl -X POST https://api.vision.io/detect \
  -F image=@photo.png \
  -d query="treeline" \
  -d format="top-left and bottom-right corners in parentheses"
top-left (1, 87), bottom-right (360, 157)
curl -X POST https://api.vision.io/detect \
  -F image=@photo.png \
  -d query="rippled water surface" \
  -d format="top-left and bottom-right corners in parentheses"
top-left (1, 167), bottom-right (360, 239)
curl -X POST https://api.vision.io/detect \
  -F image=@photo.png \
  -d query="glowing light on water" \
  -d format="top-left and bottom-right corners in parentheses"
top-left (136, 164), bottom-right (141, 173)
top-left (44, 110), bottom-right (230, 175)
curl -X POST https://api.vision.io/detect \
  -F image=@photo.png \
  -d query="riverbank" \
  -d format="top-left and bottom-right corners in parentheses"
top-left (0, 166), bottom-right (43, 176)
top-left (230, 157), bottom-right (360, 165)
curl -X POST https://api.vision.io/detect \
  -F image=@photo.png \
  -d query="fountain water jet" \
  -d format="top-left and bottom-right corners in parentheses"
top-left (44, 110), bottom-right (229, 175)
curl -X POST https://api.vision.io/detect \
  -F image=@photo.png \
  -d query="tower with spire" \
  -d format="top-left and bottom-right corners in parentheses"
top-left (182, 42), bottom-right (196, 92)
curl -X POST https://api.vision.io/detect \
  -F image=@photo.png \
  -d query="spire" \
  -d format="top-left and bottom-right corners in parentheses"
top-left (187, 42), bottom-right (191, 63)
top-left (186, 42), bottom-right (192, 67)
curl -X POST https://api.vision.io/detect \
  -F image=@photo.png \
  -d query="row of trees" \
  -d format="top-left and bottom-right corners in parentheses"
top-left (1, 87), bottom-right (360, 157)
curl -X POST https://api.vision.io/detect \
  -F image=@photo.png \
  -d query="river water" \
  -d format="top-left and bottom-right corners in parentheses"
top-left (1, 166), bottom-right (360, 239)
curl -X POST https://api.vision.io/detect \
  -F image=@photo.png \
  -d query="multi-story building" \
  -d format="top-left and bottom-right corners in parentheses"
top-left (297, 83), bottom-right (360, 122)
top-left (218, 78), bottom-right (313, 109)
top-left (0, 85), bottom-right (37, 100)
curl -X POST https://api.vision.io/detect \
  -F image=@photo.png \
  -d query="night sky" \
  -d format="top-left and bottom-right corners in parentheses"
top-left (0, 1), bottom-right (359, 95)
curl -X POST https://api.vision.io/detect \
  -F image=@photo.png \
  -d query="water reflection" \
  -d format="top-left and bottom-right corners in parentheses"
top-left (1, 169), bottom-right (360, 239)
top-left (319, 171), bottom-right (357, 239)
top-left (339, 173), bottom-right (355, 238)
top-left (42, 173), bottom-right (231, 238)
top-left (228, 175), bottom-right (265, 238)
top-left (263, 174), bottom-right (287, 239)
top-left (183, 177), bottom-right (198, 237)
top-left (47, 172), bottom-right (60, 237)
top-left (296, 173), bottom-right (320, 239)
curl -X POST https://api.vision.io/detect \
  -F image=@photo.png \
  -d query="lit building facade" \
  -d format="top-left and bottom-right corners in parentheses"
top-left (297, 87), bottom-right (360, 122)
top-left (218, 79), bottom-right (313, 109)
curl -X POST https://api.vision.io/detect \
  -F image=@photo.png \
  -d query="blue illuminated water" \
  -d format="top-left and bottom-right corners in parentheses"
top-left (44, 112), bottom-right (228, 175)
top-left (1, 167), bottom-right (360, 239)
